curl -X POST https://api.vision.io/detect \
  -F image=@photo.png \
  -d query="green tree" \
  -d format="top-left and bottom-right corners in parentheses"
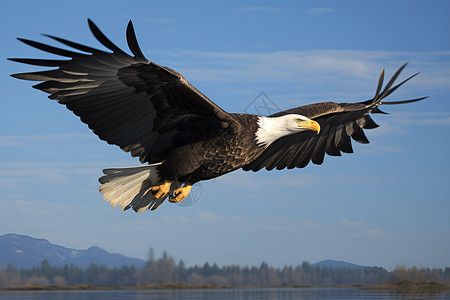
top-left (173, 259), bottom-right (187, 282)
top-left (156, 250), bottom-right (175, 284)
top-left (40, 260), bottom-right (52, 278)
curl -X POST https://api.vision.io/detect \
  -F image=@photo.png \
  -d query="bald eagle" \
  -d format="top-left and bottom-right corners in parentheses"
top-left (10, 20), bottom-right (427, 212)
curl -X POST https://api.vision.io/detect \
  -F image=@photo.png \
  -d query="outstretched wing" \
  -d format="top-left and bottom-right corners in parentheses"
top-left (9, 19), bottom-right (233, 164)
top-left (243, 63), bottom-right (427, 171)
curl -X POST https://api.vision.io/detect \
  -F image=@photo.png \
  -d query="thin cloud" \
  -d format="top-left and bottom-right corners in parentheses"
top-left (341, 219), bottom-right (385, 237)
top-left (140, 16), bottom-right (178, 24)
top-left (0, 133), bottom-right (92, 147)
top-left (217, 169), bottom-right (324, 189)
top-left (175, 50), bottom-right (450, 97)
top-left (373, 145), bottom-right (404, 153)
top-left (237, 6), bottom-right (280, 13)
top-left (391, 111), bottom-right (450, 126)
top-left (197, 211), bottom-right (246, 223)
top-left (333, 174), bottom-right (395, 186)
top-left (305, 7), bottom-right (335, 15)
top-left (0, 161), bottom-right (101, 190)
top-left (365, 111), bottom-right (450, 141)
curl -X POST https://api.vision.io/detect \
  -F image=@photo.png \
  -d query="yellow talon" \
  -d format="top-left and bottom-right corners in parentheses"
top-left (150, 180), bottom-right (172, 199)
top-left (169, 184), bottom-right (192, 203)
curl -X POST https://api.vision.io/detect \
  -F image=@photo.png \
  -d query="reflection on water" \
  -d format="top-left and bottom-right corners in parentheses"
top-left (0, 287), bottom-right (449, 300)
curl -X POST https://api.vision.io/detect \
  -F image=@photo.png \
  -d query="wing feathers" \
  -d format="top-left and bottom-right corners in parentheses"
top-left (324, 129), bottom-right (341, 157)
top-left (287, 135), bottom-right (312, 169)
top-left (335, 126), bottom-right (353, 154)
top-left (11, 19), bottom-right (232, 164)
top-left (17, 38), bottom-right (86, 58)
top-left (296, 136), bottom-right (317, 168)
top-left (357, 115), bottom-right (379, 129)
top-left (12, 69), bottom-right (91, 82)
top-left (311, 126), bottom-right (331, 165)
top-left (382, 96), bottom-right (428, 105)
top-left (377, 62), bottom-right (408, 101)
top-left (381, 72), bottom-right (419, 101)
top-left (349, 123), bottom-right (369, 144)
top-left (373, 68), bottom-right (385, 101)
top-left (43, 34), bottom-right (104, 54)
top-left (87, 19), bottom-right (130, 58)
top-left (126, 20), bottom-right (147, 61)
top-left (244, 63), bottom-right (426, 172)
top-left (8, 57), bottom-right (68, 67)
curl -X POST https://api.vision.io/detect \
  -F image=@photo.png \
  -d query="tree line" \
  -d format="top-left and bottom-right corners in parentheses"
top-left (0, 249), bottom-right (449, 288)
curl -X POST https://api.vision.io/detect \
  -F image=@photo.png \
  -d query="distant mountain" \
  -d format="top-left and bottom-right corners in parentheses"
top-left (312, 260), bottom-right (372, 269)
top-left (0, 233), bottom-right (146, 269)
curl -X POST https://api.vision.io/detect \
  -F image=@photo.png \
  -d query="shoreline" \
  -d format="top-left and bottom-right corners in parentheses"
top-left (0, 284), bottom-right (359, 291)
top-left (362, 280), bottom-right (450, 293)
top-left (1, 281), bottom-right (449, 293)
top-left (1, 283), bottom-right (228, 291)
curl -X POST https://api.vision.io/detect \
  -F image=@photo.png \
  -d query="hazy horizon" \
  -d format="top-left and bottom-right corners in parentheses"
top-left (4, 232), bottom-right (448, 273)
top-left (1, 0), bottom-right (449, 271)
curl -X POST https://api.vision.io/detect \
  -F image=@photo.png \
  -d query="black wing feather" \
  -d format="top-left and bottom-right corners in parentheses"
top-left (126, 21), bottom-right (147, 61)
top-left (43, 34), bottom-right (104, 54)
top-left (324, 129), bottom-right (341, 157)
top-left (8, 57), bottom-right (68, 67)
top-left (16, 38), bottom-right (86, 58)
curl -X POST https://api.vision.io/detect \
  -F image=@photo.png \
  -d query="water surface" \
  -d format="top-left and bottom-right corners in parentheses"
top-left (0, 287), bottom-right (449, 300)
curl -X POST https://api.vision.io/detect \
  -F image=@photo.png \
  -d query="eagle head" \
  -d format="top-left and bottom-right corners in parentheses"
top-left (255, 114), bottom-right (320, 148)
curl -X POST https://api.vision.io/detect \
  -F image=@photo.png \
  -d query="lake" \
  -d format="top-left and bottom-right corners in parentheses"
top-left (0, 287), bottom-right (449, 300)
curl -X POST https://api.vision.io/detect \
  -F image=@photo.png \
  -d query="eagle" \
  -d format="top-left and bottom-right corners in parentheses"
top-left (9, 20), bottom-right (427, 212)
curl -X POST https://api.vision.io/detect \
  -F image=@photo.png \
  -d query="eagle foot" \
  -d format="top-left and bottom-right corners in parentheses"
top-left (150, 180), bottom-right (172, 199)
top-left (169, 184), bottom-right (192, 203)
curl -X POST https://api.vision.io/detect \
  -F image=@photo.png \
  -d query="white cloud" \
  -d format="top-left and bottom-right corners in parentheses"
top-left (173, 50), bottom-right (450, 103)
top-left (372, 145), bottom-right (404, 153)
top-left (0, 133), bottom-right (92, 147)
top-left (303, 219), bottom-right (317, 227)
top-left (0, 161), bottom-right (101, 183)
top-left (197, 211), bottom-right (247, 223)
top-left (217, 169), bottom-right (324, 189)
top-left (333, 174), bottom-right (393, 186)
top-left (388, 111), bottom-right (450, 126)
top-left (0, 160), bottom-right (130, 201)
top-left (161, 214), bottom-right (190, 223)
top-left (341, 219), bottom-right (385, 237)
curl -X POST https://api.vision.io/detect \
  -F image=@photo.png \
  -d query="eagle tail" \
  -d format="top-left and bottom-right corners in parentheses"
top-left (98, 164), bottom-right (165, 212)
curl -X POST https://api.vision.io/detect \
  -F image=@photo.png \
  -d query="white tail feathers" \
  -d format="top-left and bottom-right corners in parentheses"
top-left (98, 164), bottom-right (164, 212)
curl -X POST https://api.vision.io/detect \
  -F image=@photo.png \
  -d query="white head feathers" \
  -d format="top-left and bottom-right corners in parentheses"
top-left (255, 114), bottom-right (317, 148)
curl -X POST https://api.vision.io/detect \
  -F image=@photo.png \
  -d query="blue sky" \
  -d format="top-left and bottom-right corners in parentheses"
top-left (1, 0), bottom-right (449, 270)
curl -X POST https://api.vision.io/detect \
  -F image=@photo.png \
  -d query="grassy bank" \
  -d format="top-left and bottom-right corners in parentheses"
top-left (363, 280), bottom-right (450, 293)
top-left (0, 283), bottom-right (229, 291)
top-left (2, 280), bottom-right (450, 293)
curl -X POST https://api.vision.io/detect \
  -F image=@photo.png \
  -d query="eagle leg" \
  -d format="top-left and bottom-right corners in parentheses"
top-left (169, 183), bottom-right (192, 203)
top-left (150, 180), bottom-right (172, 199)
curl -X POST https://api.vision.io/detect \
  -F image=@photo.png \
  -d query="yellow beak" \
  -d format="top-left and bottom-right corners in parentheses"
top-left (299, 119), bottom-right (321, 134)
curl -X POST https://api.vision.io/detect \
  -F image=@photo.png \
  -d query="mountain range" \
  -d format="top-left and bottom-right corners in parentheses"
top-left (0, 233), bottom-right (374, 270)
top-left (0, 233), bottom-right (145, 269)
top-left (311, 259), bottom-right (372, 269)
